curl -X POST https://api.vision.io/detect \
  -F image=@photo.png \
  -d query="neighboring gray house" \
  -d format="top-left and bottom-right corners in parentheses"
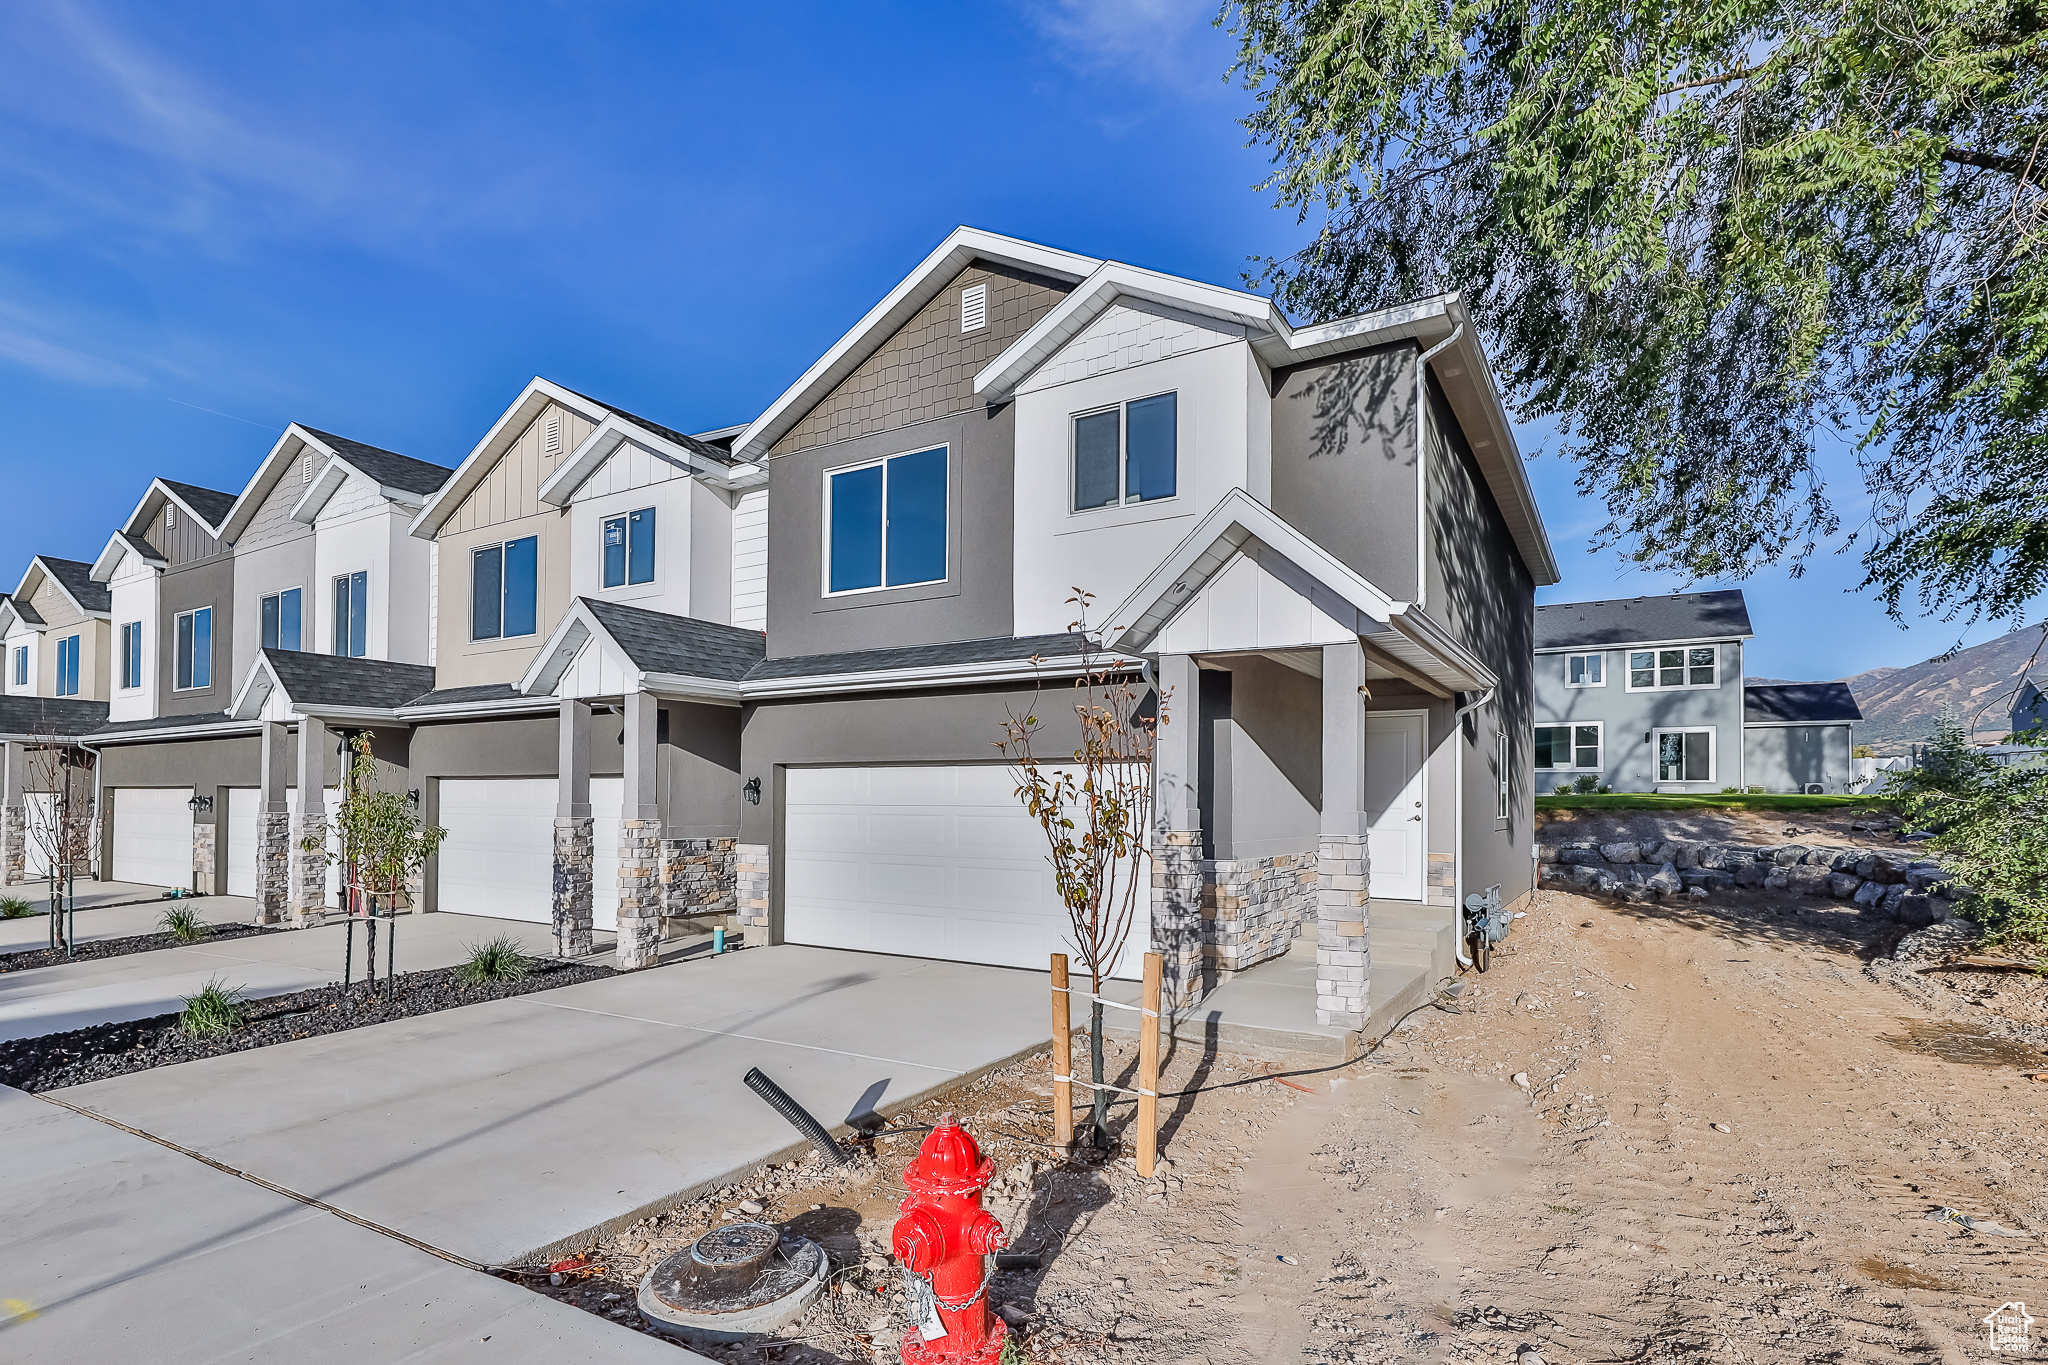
top-left (1742, 683), bottom-right (1862, 792)
top-left (1533, 591), bottom-right (1752, 793)
top-left (2013, 677), bottom-right (2048, 739)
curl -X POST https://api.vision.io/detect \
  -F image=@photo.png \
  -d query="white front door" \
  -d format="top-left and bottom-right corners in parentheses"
top-left (784, 764), bottom-right (1144, 977)
top-left (1364, 712), bottom-right (1426, 902)
top-left (111, 787), bottom-right (195, 888)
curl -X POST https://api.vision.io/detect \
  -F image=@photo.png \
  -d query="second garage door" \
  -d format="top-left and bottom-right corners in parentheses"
top-left (436, 778), bottom-right (623, 927)
top-left (111, 787), bottom-right (194, 889)
top-left (224, 788), bottom-right (341, 902)
top-left (784, 764), bottom-right (1143, 975)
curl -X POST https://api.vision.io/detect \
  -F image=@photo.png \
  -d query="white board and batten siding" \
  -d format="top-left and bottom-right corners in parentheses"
top-left (110, 788), bottom-right (194, 889)
top-left (730, 489), bottom-right (768, 630)
top-left (783, 764), bottom-right (1145, 978)
top-left (436, 777), bottom-right (622, 929)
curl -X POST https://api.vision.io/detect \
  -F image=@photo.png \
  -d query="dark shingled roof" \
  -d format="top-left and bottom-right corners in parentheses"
top-left (82, 712), bottom-right (247, 740)
top-left (263, 649), bottom-right (439, 711)
top-left (558, 385), bottom-right (740, 467)
top-left (1744, 682), bottom-right (1864, 724)
top-left (746, 631), bottom-right (1095, 682)
top-left (583, 599), bottom-right (765, 681)
top-left (298, 427), bottom-right (455, 497)
top-left (0, 696), bottom-right (110, 739)
top-left (402, 683), bottom-right (526, 709)
top-left (7, 595), bottom-right (43, 626)
top-left (160, 479), bottom-right (237, 529)
top-left (1535, 590), bottom-right (1752, 650)
top-left (38, 557), bottom-right (110, 614)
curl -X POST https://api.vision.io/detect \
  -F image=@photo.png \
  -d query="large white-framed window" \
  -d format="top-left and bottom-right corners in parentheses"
top-left (1534, 723), bottom-right (1602, 771)
top-left (175, 607), bottom-right (212, 691)
top-left (54, 634), bottom-right (80, 697)
top-left (602, 507), bottom-right (656, 588)
top-left (261, 587), bottom-right (302, 652)
top-left (1072, 391), bottom-right (1177, 512)
top-left (471, 536), bottom-right (539, 641)
top-left (1627, 644), bottom-right (1719, 691)
top-left (12, 645), bottom-right (26, 687)
top-left (120, 621), bottom-right (143, 690)
top-left (825, 446), bottom-right (947, 595)
top-left (1654, 727), bottom-right (1716, 783)
top-left (332, 571), bottom-right (368, 657)
top-left (1564, 653), bottom-right (1605, 687)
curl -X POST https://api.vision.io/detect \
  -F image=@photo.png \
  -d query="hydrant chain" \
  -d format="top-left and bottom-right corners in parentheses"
top-left (889, 1113), bottom-right (1009, 1365)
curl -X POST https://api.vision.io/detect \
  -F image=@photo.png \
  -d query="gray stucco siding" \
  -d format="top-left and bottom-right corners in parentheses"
top-left (1198, 657), bottom-right (1321, 861)
top-left (1531, 641), bottom-right (1747, 793)
top-left (156, 557), bottom-right (235, 716)
top-left (1270, 345), bottom-right (1419, 600)
top-left (764, 406), bottom-right (1016, 659)
top-left (1742, 722), bottom-right (1855, 793)
top-left (229, 537), bottom-right (316, 691)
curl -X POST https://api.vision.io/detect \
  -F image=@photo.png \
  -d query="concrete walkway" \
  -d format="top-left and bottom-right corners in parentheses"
top-left (0, 878), bottom-right (186, 922)
top-left (0, 912), bottom-right (578, 1042)
top-left (57, 945), bottom-right (1054, 1265)
top-left (0, 1085), bottom-right (697, 1364)
top-left (0, 893), bottom-right (258, 958)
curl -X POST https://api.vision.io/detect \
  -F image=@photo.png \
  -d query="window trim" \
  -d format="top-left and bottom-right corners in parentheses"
top-left (1563, 652), bottom-right (1606, 688)
top-left (55, 634), bottom-right (80, 697)
top-left (1496, 728), bottom-right (1511, 821)
top-left (1652, 726), bottom-right (1718, 784)
top-left (1625, 642), bottom-right (1721, 692)
top-left (601, 506), bottom-right (657, 589)
top-left (120, 620), bottom-right (143, 690)
top-left (821, 445), bottom-right (950, 598)
top-left (174, 606), bottom-right (212, 692)
top-left (12, 644), bottom-right (27, 688)
top-left (260, 586), bottom-right (303, 653)
top-left (469, 535), bottom-right (540, 642)
top-left (332, 570), bottom-right (369, 658)
top-left (1533, 721), bottom-right (1604, 772)
top-left (1068, 389), bottom-right (1180, 515)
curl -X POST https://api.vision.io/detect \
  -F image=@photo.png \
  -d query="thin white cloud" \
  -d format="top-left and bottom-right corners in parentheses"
top-left (1019, 0), bottom-right (1229, 93)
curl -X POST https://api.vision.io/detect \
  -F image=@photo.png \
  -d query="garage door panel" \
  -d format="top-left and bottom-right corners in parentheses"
top-left (111, 788), bottom-right (193, 889)
top-left (438, 779), bottom-right (554, 923)
top-left (785, 810), bottom-right (865, 850)
top-left (866, 813), bottom-right (948, 848)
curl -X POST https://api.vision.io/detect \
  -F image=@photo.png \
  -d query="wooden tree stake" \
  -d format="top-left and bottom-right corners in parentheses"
top-left (1050, 952), bottom-right (1074, 1153)
top-left (1137, 950), bottom-right (1162, 1178)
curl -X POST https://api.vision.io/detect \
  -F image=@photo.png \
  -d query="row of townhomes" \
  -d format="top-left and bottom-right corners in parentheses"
top-left (1531, 590), bottom-right (1864, 793)
top-left (0, 227), bottom-right (1559, 1030)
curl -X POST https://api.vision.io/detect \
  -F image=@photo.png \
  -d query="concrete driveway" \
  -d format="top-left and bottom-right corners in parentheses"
top-left (57, 945), bottom-right (1054, 1265)
top-left (0, 1085), bottom-right (698, 1364)
top-left (0, 879), bottom-right (195, 933)
top-left (0, 911), bottom-right (577, 1042)
top-left (0, 892), bottom-right (256, 958)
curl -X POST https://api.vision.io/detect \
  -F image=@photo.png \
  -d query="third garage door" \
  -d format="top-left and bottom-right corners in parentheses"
top-left (436, 778), bottom-right (623, 927)
top-left (784, 764), bottom-right (1142, 975)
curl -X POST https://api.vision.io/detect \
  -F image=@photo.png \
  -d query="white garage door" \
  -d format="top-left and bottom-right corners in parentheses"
top-left (785, 765), bottom-right (1144, 976)
top-left (226, 788), bottom-right (341, 902)
top-left (112, 787), bottom-right (194, 889)
top-left (437, 779), bottom-right (626, 925)
top-left (23, 793), bottom-right (55, 880)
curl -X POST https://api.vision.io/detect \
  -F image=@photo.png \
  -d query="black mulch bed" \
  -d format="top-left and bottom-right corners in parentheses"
top-left (0, 957), bottom-right (614, 1092)
top-left (0, 922), bottom-right (283, 975)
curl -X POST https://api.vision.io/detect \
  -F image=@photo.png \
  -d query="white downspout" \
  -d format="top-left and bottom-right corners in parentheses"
top-left (1448, 685), bottom-right (1494, 968)
top-left (1413, 322), bottom-right (1466, 611)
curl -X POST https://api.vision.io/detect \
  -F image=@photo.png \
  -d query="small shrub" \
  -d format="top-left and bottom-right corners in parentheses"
top-left (458, 935), bottom-right (531, 984)
top-left (180, 978), bottom-right (248, 1037)
top-left (1745, 785), bottom-right (1766, 794)
top-left (0, 896), bottom-right (32, 918)
top-left (1572, 774), bottom-right (1600, 794)
top-left (1595, 783), bottom-right (1613, 794)
top-left (158, 904), bottom-right (209, 943)
top-left (1720, 786), bottom-right (1743, 795)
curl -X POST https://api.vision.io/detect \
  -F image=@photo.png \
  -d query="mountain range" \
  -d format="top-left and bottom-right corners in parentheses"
top-left (1753, 622), bottom-right (2048, 752)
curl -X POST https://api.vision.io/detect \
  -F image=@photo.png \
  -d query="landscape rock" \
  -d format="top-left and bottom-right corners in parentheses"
top-left (1895, 893), bottom-right (1944, 927)
top-left (1881, 884), bottom-right (1907, 917)
top-left (1571, 864), bottom-right (1605, 890)
top-left (1539, 862), bottom-right (1571, 884)
top-left (1786, 865), bottom-right (1833, 895)
top-left (1535, 843), bottom-right (1560, 863)
top-left (1859, 852), bottom-right (1912, 884)
top-left (1802, 846), bottom-right (1841, 867)
top-left (1852, 880), bottom-right (1888, 912)
top-left (1771, 845), bottom-right (1811, 867)
top-left (1559, 844), bottom-right (1605, 866)
top-left (1827, 872), bottom-right (1862, 899)
top-left (1906, 865), bottom-right (1951, 893)
top-left (1830, 848), bottom-right (1866, 871)
top-left (1645, 863), bottom-right (1682, 897)
top-left (1734, 862), bottom-right (1771, 889)
top-left (1680, 869), bottom-right (1735, 892)
top-left (1600, 842), bottom-right (1643, 864)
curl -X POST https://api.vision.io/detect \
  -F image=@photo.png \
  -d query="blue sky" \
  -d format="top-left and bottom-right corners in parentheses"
top-left (0, 1), bottom-right (2027, 681)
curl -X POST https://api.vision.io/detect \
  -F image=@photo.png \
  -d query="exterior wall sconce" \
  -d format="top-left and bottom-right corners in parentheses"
top-left (743, 777), bottom-right (762, 806)
top-left (407, 789), bottom-right (421, 807)
top-left (187, 794), bottom-right (214, 813)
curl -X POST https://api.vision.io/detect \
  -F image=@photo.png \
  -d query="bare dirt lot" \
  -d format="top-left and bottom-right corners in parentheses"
top-left (1535, 803), bottom-right (1902, 851)
top-left (530, 885), bottom-right (2048, 1364)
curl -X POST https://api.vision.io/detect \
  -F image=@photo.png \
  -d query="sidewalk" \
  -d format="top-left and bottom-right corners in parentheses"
top-left (0, 892), bottom-right (257, 958)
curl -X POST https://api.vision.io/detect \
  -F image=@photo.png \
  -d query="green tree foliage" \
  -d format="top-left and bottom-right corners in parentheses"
top-left (1885, 707), bottom-right (2048, 942)
top-left (304, 732), bottom-right (448, 914)
top-left (1224, 0), bottom-right (2048, 619)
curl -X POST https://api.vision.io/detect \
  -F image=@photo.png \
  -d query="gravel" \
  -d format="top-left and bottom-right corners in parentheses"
top-left (0, 922), bottom-right (283, 975)
top-left (0, 956), bottom-right (614, 1091)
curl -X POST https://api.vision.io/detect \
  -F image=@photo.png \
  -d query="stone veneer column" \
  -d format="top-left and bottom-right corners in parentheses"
top-left (192, 821), bottom-right (216, 897)
top-left (1317, 641), bottom-right (1371, 1030)
top-left (1150, 652), bottom-right (1205, 1008)
top-left (615, 691), bottom-right (662, 969)
top-left (1, 741), bottom-right (24, 887)
top-left (291, 716), bottom-right (329, 924)
top-left (735, 843), bottom-right (772, 946)
top-left (664, 837), bottom-right (737, 919)
top-left (552, 700), bottom-right (594, 958)
top-left (254, 722), bottom-right (291, 924)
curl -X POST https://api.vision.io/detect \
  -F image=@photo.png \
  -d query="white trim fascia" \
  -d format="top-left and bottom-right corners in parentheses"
top-left (148, 480), bottom-right (231, 538)
top-left (297, 703), bottom-right (410, 724)
top-left (740, 653), bottom-right (1098, 700)
top-left (218, 424), bottom-right (333, 541)
top-left (516, 609), bottom-right (595, 696)
top-left (409, 377), bottom-right (612, 539)
top-left (290, 456), bottom-right (352, 524)
top-left (394, 696), bottom-right (563, 721)
top-left (84, 719), bottom-right (261, 746)
top-left (973, 262), bottom-right (1286, 401)
top-left (1740, 718), bottom-right (1859, 729)
top-left (731, 227), bottom-right (1101, 463)
top-left (640, 672), bottom-right (746, 705)
top-left (19, 556), bottom-right (110, 621)
top-left (227, 654), bottom-right (283, 720)
top-left (89, 530), bottom-right (166, 582)
top-left (1535, 633), bottom-right (1754, 655)
top-left (538, 413), bottom-right (732, 508)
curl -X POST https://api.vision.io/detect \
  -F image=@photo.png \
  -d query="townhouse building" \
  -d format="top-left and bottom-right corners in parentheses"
top-left (0, 558), bottom-right (112, 883)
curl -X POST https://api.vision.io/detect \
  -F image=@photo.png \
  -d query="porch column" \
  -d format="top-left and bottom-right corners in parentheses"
top-left (1151, 653), bottom-right (1205, 1008)
top-left (552, 699), bottom-right (594, 958)
top-left (1, 741), bottom-right (23, 887)
top-left (1317, 640), bottom-right (1370, 1030)
top-left (616, 690), bottom-right (662, 970)
top-left (254, 722), bottom-right (291, 924)
top-left (291, 716), bottom-right (328, 923)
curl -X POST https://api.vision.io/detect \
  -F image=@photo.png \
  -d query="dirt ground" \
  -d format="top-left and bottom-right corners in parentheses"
top-left (1534, 803), bottom-right (1907, 852)
top-left (526, 885), bottom-right (2048, 1364)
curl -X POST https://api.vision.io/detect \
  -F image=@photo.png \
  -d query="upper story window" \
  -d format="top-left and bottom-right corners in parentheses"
top-left (827, 447), bottom-right (946, 594)
top-left (1565, 653), bottom-right (1604, 687)
top-left (1627, 644), bottom-right (1719, 691)
top-left (175, 607), bottom-right (212, 690)
top-left (332, 572), bottom-right (368, 658)
top-left (120, 621), bottom-right (143, 690)
top-left (55, 635), bottom-right (80, 697)
top-left (471, 536), bottom-right (538, 640)
top-left (11, 646), bottom-right (25, 688)
top-left (1073, 392), bottom-right (1176, 511)
top-left (603, 508), bottom-right (656, 588)
top-left (261, 588), bottom-right (302, 652)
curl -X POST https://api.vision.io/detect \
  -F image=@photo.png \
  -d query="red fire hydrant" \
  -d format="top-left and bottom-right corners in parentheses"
top-left (891, 1113), bottom-right (1008, 1364)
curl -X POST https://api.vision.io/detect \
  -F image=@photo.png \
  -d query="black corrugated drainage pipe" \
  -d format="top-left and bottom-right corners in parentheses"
top-left (743, 1067), bottom-right (854, 1166)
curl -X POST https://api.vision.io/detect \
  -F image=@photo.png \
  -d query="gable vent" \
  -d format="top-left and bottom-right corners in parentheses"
top-left (164, 503), bottom-right (176, 530)
top-left (960, 283), bottom-right (987, 334)
top-left (301, 453), bottom-right (315, 485)
top-left (545, 413), bottom-right (563, 454)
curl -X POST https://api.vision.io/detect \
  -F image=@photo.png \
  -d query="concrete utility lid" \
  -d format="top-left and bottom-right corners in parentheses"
top-left (639, 1222), bottom-right (827, 1345)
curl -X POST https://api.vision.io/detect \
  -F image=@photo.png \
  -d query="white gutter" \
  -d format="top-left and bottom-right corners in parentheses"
top-left (1412, 322), bottom-right (1464, 611)
top-left (85, 720), bottom-right (263, 745)
top-left (740, 653), bottom-right (1102, 700)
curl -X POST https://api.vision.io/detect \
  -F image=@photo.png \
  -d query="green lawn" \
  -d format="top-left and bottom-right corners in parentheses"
top-left (1535, 793), bottom-right (1894, 813)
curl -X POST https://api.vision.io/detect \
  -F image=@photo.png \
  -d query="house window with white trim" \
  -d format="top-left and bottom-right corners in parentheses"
top-left (826, 447), bottom-right (947, 594)
top-left (332, 571), bottom-right (368, 658)
top-left (1564, 653), bottom-right (1604, 687)
top-left (1655, 728), bottom-right (1715, 783)
top-left (1073, 393), bottom-right (1177, 510)
top-left (471, 536), bottom-right (539, 640)
top-left (602, 508), bottom-right (656, 588)
top-left (175, 607), bottom-right (212, 690)
top-left (12, 645), bottom-right (26, 687)
top-left (1534, 723), bottom-right (1601, 771)
top-left (55, 634), bottom-right (80, 697)
top-left (1628, 644), bottom-right (1719, 690)
top-left (1497, 729), bottom-right (1510, 819)
top-left (120, 621), bottom-right (143, 689)
top-left (260, 588), bottom-right (301, 652)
